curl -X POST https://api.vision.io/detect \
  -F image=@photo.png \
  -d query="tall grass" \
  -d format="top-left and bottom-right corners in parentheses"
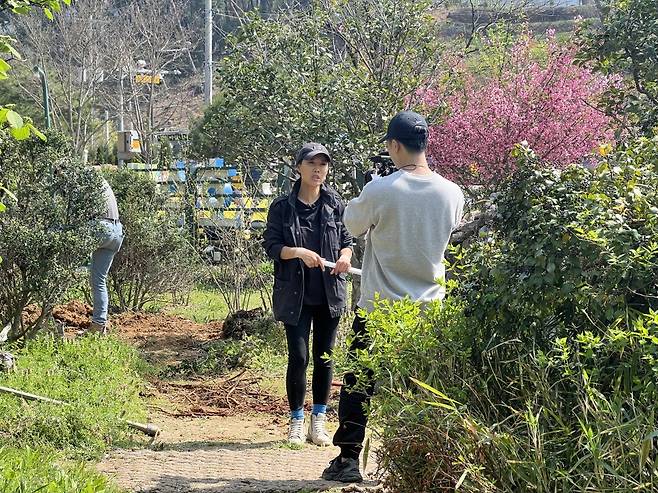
top-left (0, 334), bottom-right (147, 459)
top-left (340, 298), bottom-right (658, 492)
top-left (0, 446), bottom-right (124, 493)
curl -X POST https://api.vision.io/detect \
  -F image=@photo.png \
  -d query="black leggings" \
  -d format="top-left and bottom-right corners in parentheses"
top-left (284, 304), bottom-right (340, 412)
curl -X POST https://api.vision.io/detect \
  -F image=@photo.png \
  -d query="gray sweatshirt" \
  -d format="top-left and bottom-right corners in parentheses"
top-left (344, 170), bottom-right (464, 312)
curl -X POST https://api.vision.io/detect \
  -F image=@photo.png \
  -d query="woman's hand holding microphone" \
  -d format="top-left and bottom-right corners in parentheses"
top-left (294, 248), bottom-right (352, 275)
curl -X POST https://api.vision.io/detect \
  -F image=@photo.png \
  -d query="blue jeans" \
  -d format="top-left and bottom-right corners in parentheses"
top-left (90, 220), bottom-right (124, 325)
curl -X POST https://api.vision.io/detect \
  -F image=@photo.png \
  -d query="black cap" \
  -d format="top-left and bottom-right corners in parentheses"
top-left (378, 110), bottom-right (429, 144)
top-left (295, 142), bottom-right (332, 165)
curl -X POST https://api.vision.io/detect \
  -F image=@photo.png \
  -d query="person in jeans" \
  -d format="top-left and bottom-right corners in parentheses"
top-left (89, 177), bottom-right (124, 334)
top-left (263, 143), bottom-right (353, 446)
top-left (322, 111), bottom-right (465, 482)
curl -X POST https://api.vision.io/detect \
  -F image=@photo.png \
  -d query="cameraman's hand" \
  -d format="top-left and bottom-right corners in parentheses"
top-left (331, 254), bottom-right (351, 275)
top-left (365, 170), bottom-right (381, 184)
top-left (295, 248), bottom-right (324, 269)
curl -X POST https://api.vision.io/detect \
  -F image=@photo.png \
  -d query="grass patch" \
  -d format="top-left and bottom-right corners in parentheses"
top-left (276, 441), bottom-right (305, 451)
top-left (0, 446), bottom-right (123, 493)
top-left (248, 337), bottom-right (288, 374)
top-left (0, 334), bottom-right (147, 459)
top-left (257, 374), bottom-right (288, 398)
top-left (149, 287), bottom-right (267, 323)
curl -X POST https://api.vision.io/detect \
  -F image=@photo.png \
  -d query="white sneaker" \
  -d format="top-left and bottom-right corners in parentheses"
top-left (288, 417), bottom-right (305, 445)
top-left (308, 413), bottom-right (331, 447)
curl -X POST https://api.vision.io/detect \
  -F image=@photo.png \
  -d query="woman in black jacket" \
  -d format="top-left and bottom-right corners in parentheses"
top-left (263, 143), bottom-right (353, 446)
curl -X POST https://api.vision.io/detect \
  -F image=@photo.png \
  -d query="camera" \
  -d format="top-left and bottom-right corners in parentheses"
top-left (364, 150), bottom-right (397, 184)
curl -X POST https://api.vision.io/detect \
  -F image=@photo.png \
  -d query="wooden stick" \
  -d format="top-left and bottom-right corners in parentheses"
top-left (0, 385), bottom-right (161, 438)
top-left (0, 385), bottom-right (67, 405)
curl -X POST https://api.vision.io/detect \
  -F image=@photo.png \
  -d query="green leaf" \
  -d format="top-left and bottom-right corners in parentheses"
top-left (640, 436), bottom-right (652, 466)
top-left (27, 123), bottom-right (46, 141)
top-left (422, 400), bottom-right (458, 411)
top-left (10, 124), bottom-right (30, 140)
top-left (1, 187), bottom-right (16, 202)
top-left (0, 203), bottom-right (5, 213)
top-left (43, 8), bottom-right (53, 20)
top-left (0, 59), bottom-right (11, 77)
top-left (0, 36), bottom-right (22, 60)
top-left (5, 110), bottom-right (23, 129)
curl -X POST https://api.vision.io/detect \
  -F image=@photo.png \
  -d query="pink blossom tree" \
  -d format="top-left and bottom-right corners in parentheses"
top-left (426, 33), bottom-right (613, 192)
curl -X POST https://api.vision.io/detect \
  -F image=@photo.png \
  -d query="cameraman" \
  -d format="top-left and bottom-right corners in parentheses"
top-left (322, 111), bottom-right (464, 483)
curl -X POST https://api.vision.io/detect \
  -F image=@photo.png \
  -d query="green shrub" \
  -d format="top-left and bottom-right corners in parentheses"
top-left (103, 168), bottom-right (198, 311)
top-left (351, 298), bottom-right (658, 492)
top-left (0, 335), bottom-right (146, 459)
top-left (0, 446), bottom-right (123, 493)
top-left (0, 132), bottom-right (104, 341)
top-left (206, 228), bottom-right (273, 314)
top-left (166, 338), bottom-right (251, 376)
top-left (457, 139), bottom-right (658, 357)
top-left (332, 296), bottom-right (475, 491)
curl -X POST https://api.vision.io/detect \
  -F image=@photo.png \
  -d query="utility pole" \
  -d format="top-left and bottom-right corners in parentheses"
top-left (34, 66), bottom-right (51, 129)
top-left (104, 108), bottom-right (110, 146)
top-left (204, 0), bottom-right (213, 105)
top-left (118, 67), bottom-right (125, 168)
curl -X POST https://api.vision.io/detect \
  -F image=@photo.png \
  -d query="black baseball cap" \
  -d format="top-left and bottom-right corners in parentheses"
top-left (378, 110), bottom-right (429, 145)
top-left (295, 142), bottom-right (332, 165)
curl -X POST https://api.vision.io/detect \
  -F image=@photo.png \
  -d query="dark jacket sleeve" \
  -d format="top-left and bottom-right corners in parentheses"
top-left (262, 199), bottom-right (286, 261)
top-left (337, 200), bottom-right (354, 251)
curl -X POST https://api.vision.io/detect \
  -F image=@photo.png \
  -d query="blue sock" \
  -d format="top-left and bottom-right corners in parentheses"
top-left (312, 404), bottom-right (327, 416)
top-left (291, 408), bottom-right (304, 420)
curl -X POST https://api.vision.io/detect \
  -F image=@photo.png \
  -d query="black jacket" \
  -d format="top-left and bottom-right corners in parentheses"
top-left (262, 180), bottom-right (353, 325)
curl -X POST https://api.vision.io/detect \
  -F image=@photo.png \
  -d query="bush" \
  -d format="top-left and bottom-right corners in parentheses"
top-left (165, 312), bottom-right (286, 376)
top-left (350, 298), bottom-right (658, 492)
top-left (457, 139), bottom-right (658, 357)
top-left (333, 296), bottom-right (474, 492)
top-left (205, 228), bottom-right (273, 314)
top-left (103, 168), bottom-right (198, 311)
top-left (576, 0), bottom-right (658, 136)
top-left (0, 335), bottom-right (146, 459)
top-left (0, 446), bottom-right (123, 493)
top-left (0, 132), bottom-right (104, 341)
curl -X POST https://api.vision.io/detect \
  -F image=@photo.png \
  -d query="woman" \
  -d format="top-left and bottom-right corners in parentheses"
top-left (263, 142), bottom-right (353, 446)
top-left (89, 175), bottom-right (124, 335)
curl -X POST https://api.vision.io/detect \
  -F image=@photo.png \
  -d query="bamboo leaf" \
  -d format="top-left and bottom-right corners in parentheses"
top-left (410, 377), bottom-right (460, 404)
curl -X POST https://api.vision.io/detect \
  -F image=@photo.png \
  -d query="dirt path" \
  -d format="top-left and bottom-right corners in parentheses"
top-left (65, 304), bottom-right (382, 493)
top-left (98, 414), bottom-right (378, 492)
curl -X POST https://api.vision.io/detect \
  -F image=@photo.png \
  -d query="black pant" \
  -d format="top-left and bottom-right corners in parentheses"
top-left (284, 304), bottom-right (340, 412)
top-left (332, 312), bottom-right (374, 460)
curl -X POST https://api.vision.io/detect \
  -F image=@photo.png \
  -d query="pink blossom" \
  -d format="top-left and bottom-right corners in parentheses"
top-left (425, 36), bottom-right (613, 189)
